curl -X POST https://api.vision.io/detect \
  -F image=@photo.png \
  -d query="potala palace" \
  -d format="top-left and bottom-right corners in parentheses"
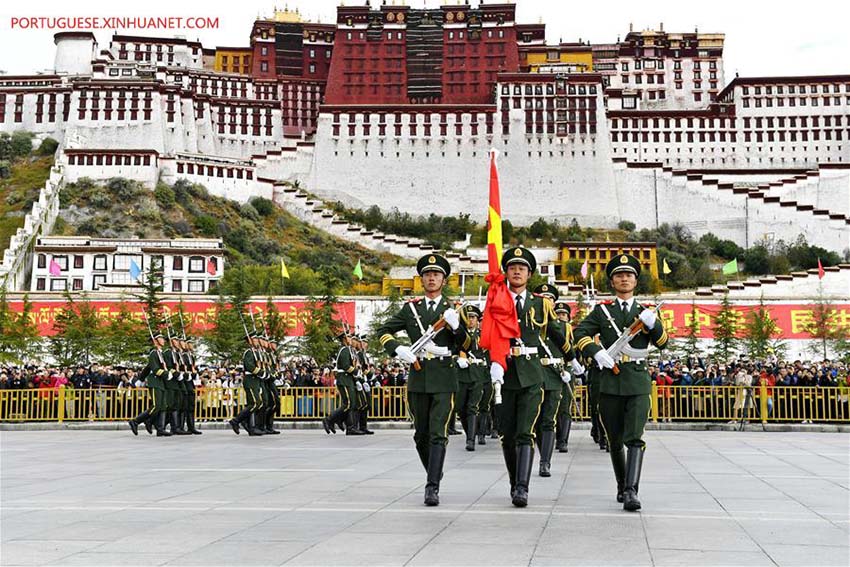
top-left (1, 3), bottom-right (848, 292)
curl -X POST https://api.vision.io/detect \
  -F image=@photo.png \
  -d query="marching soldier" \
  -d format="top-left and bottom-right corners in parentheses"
top-left (163, 333), bottom-right (189, 435)
top-left (586, 338), bottom-right (608, 452)
top-left (531, 285), bottom-right (583, 477)
top-left (262, 338), bottom-right (281, 435)
top-left (354, 334), bottom-right (375, 435)
top-left (181, 337), bottom-right (202, 435)
top-left (456, 304), bottom-right (489, 451)
top-left (323, 331), bottom-right (364, 435)
top-left (477, 374), bottom-right (494, 446)
top-left (488, 247), bottom-right (573, 507)
top-left (128, 332), bottom-right (168, 436)
top-left (228, 333), bottom-right (266, 436)
top-left (573, 253), bottom-right (668, 511)
top-left (554, 301), bottom-right (583, 453)
top-left (376, 253), bottom-right (470, 506)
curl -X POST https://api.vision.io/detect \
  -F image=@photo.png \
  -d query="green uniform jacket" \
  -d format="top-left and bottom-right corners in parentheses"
top-left (540, 319), bottom-right (576, 391)
top-left (505, 293), bottom-right (572, 391)
top-left (377, 297), bottom-right (471, 394)
top-left (573, 300), bottom-right (668, 396)
top-left (335, 346), bottom-right (356, 388)
top-left (459, 328), bottom-right (491, 384)
top-left (138, 349), bottom-right (167, 388)
top-left (243, 349), bottom-right (259, 375)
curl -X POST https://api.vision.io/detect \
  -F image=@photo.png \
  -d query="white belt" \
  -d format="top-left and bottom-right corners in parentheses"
top-left (509, 346), bottom-right (538, 357)
top-left (468, 359), bottom-right (487, 366)
top-left (540, 358), bottom-right (563, 367)
top-left (423, 344), bottom-right (451, 357)
top-left (423, 352), bottom-right (452, 361)
top-left (616, 355), bottom-right (645, 364)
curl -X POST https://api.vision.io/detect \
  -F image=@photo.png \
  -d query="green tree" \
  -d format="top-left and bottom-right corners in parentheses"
top-left (135, 257), bottom-right (165, 331)
top-left (804, 285), bottom-right (844, 360)
top-left (565, 259), bottom-right (583, 283)
top-left (367, 288), bottom-right (404, 358)
top-left (100, 299), bottom-right (148, 366)
top-left (711, 294), bottom-right (740, 362)
top-left (204, 294), bottom-right (245, 365)
top-left (303, 271), bottom-right (343, 365)
top-left (682, 302), bottom-right (702, 359)
top-left (742, 296), bottom-right (783, 360)
top-left (49, 291), bottom-right (102, 367)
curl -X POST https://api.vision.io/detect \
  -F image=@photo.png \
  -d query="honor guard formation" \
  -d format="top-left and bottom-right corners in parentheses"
top-left (126, 250), bottom-right (667, 513)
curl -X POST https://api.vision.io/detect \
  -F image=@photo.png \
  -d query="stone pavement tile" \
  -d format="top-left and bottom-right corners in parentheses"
top-left (163, 540), bottom-right (315, 566)
top-left (51, 552), bottom-right (175, 566)
top-left (301, 531), bottom-right (434, 557)
top-left (407, 542), bottom-right (535, 566)
top-left (761, 543), bottom-right (850, 567)
top-left (539, 515), bottom-right (645, 541)
top-left (651, 549), bottom-right (775, 566)
top-left (0, 540), bottom-right (110, 566)
top-left (285, 552), bottom-right (411, 567)
top-left (714, 497), bottom-right (823, 519)
top-left (345, 511), bottom-right (456, 534)
top-left (643, 516), bottom-right (762, 552)
top-left (5, 520), bottom-right (150, 542)
top-left (92, 528), bottom-right (242, 555)
top-left (531, 536), bottom-right (652, 566)
top-left (223, 511), bottom-right (366, 543)
top-left (737, 519), bottom-right (850, 547)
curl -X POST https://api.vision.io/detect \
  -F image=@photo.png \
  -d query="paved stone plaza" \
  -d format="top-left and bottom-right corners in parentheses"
top-left (1, 429), bottom-right (848, 566)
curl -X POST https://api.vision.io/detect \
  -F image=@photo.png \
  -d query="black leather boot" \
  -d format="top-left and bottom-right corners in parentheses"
top-left (424, 445), bottom-right (446, 506)
top-left (346, 411), bottom-right (365, 435)
top-left (359, 409), bottom-right (374, 434)
top-left (172, 411), bottom-right (190, 435)
top-left (187, 410), bottom-right (202, 435)
top-left (156, 412), bottom-right (171, 437)
top-left (538, 431), bottom-right (555, 477)
top-left (448, 412), bottom-right (460, 435)
top-left (247, 412), bottom-right (264, 436)
top-left (490, 413), bottom-right (499, 439)
top-left (502, 444), bottom-right (517, 499)
top-left (513, 445), bottom-right (534, 507)
top-left (623, 445), bottom-right (644, 512)
top-left (476, 414), bottom-right (486, 445)
top-left (229, 408), bottom-right (249, 435)
top-left (129, 410), bottom-right (149, 436)
top-left (560, 416), bottom-right (572, 453)
top-left (265, 409), bottom-right (280, 434)
top-left (144, 414), bottom-right (153, 435)
top-left (610, 444), bottom-right (627, 504)
top-left (465, 415), bottom-right (477, 451)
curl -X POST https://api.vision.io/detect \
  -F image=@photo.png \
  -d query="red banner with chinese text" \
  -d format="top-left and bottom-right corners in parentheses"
top-left (7, 299), bottom-right (356, 337)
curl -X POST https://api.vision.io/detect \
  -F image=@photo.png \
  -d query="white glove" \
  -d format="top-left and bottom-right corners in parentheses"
top-left (363, 382), bottom-right (371, 393)
top-left (594, 350), bottom-right (616, 370)
top-left (561, 371), bottom-right (572, 384)
top-left (490, 362), bottom-right (505, 385)
top-left (443, 308), bottom-right (460, 330)
top-left (456, 357), bottom-right (470, 369)
top-left (356, 381), bottom-right (363, 392)
top-left (571, 359), bottom-right (585, 375)
top-left (395, 345), bottom-right (417, 364)
top-left (639, 309), bottom-right (657, 330)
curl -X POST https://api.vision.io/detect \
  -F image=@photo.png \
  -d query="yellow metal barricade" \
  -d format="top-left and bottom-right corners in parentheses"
top-left (1, 386), bottom-right (847, 424)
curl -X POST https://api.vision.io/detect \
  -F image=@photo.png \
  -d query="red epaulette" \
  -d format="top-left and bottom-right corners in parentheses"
top-left (598, 300), bottom-right (613, 305)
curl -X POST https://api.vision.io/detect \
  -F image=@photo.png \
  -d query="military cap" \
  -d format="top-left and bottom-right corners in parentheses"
top-left (152, 332), bottom-right (165, 340)
top-left (335, 331), bottom-right (348, 341)
top-left (462, 304), bottom-right (482, 318)
top-left (502, 246), bottom-right (537, 272)
top-left (606, 253), bottom-right (641, 279)
top-left (554, 300), bottom-right (571, 316)
top-left (533, 283), bottom-right (559, 301)
top-left (416, 253), bottom-right (451, 277)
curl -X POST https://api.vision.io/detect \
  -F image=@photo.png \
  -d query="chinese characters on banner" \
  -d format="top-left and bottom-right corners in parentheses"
top-left (6, 300), bottom-right (356, 337)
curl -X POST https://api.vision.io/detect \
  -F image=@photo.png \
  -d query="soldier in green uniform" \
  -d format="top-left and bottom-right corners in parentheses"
top-left (261, 338), bottom-right (281, 435)
top-left (586, 340), bottom-right (607, 452)
top-left (376, 253), bottom-right (470, 506)
top-left (128, 332), bottom-right (168, 436)
top-left (574, 253), bottom-right (668, 511)
top-left (354, 334), bottom-right (375, 435)
top-left (228, 333), bottom-right (265, 436)
top-left (323, 331), bottom-right (364, 435)
top-left (532, 285), bottom-right (583, 477)
top-left (477, 377), bottom-right (494, 446)
top-left (182, 338), bottom-right (202, 435)
top-left (554, 301), bottom-right (584, 453)
top-left (456, 304), bottom-right (489, 451)
top-left (489, 247), bottom-right (574, 507)
top-left (163, 334), bottom-right (189, 435)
